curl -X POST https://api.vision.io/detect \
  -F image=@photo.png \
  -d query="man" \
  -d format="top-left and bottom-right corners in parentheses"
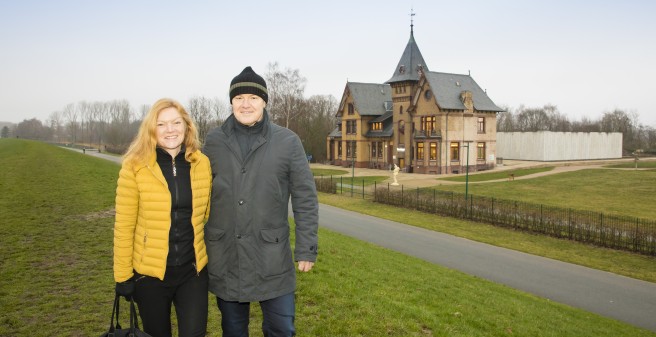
top-left (203, 66), bottom-right (318, 337)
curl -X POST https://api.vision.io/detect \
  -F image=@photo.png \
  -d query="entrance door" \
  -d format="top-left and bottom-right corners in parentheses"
top-left (399, 158), bottom-right (405, 171)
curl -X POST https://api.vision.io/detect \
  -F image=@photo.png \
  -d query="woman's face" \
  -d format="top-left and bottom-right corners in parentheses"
top-left (156, 107), bottom-right (186, 157)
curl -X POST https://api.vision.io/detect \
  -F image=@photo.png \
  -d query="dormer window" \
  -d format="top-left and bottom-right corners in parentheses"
top-left (348, 103), bottom-right (354, 115)
top-left (399, 65), bottom-right (406, 74)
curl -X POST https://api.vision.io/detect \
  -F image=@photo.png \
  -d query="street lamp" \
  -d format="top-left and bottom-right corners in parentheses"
top-left (463, 142), bottom-right (471, 200)
top-left (351, 141), bottom-right (355, 197)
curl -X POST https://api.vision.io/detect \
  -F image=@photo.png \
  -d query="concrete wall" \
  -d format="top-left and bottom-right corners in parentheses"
top-left (497, 131), bottom-right (622, 161)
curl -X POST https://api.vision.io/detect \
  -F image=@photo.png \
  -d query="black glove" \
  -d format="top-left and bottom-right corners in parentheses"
top-left (115, 280), bottom-right (135, 300)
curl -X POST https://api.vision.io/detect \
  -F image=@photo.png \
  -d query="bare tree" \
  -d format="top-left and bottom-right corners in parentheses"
top-left (62, 103), bottom-right (79, 143)
top-left (47, 110), bottom-right (65, 143)
top-left (15, 118), bottom-right (49, 140)
top-left (188, 96), bottom-right (213, 145)
top-left (265, 62), bottom-right (307, 128)
top-left (211, 98), bottom-right (231, 126)
top-left (296, 95), bottom-right (338, 162)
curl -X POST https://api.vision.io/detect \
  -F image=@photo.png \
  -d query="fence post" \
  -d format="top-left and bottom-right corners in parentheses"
top-left (401, 185), bottom-right (404, 207)
top-left (416, 188), bottom-right (419, 210)
top-left (362, 179), bottom-right (365, 199)
top-left (374, 181), bottom-right (376, 202)
top-left (340, 176), bottom-right (343, 194)
top-left (568, 208), bottom-right (573, 239)
top-left (433, 189), bottom-right (436, 213)
top-left (634, 217), bottom-right (639, 252)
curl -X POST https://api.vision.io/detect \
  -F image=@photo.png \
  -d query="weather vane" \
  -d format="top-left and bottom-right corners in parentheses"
top-left (410, 8), bottom-right (416, 33)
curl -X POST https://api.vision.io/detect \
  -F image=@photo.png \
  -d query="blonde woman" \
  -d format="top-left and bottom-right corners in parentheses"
top-left (113, 98), bottom-right (212, 337)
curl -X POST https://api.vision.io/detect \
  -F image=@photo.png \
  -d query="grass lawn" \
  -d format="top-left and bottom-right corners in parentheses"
top-left (437, 166), bottom-right (554, 182)
top-left (429, 168), bottom-right (656, 219)
top-left (2, 139), bottom-right (655, 337)
top-left (312, 168), bottom-right (349, 176)
top-left (604, 160), bottom-right (656, 169)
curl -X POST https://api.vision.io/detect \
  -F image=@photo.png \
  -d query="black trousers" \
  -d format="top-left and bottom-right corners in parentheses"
top-left (133, 263), bottom-right (208, 337)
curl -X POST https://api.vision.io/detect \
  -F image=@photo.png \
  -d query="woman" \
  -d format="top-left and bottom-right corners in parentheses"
top-left (113, 98), bottom-right (212, 337)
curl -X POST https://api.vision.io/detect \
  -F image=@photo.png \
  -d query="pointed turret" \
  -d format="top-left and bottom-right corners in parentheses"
top-left (386, 27), bottom-right (429, 84)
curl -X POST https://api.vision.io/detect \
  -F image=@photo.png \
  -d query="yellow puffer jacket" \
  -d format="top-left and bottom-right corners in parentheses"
top-left (113, 150), bottom-right (212, 282)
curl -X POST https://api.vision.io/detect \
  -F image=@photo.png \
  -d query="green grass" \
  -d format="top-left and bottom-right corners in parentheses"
top-left (437, 166), bottom-right (554, 182)
top-left (1, 139), bottom-right (655, 337)
top-left (312, 168), bottom-right (349, 176)
top-left (604, 160), bottom-right (656, 169)
top-left (430, 169), bottom-right (656, 219)
top-left (318, 193), bottom-right (656, 283)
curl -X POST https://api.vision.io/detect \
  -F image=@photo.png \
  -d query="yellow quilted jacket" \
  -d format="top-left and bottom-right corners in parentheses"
top-left (113, 150), bottom-right (212, 282)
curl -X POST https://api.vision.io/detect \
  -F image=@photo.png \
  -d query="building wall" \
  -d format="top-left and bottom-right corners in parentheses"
top-left (497, 131), bottom-right (622, 161)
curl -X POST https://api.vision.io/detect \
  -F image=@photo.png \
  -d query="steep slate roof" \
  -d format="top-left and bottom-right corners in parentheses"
top-left (347, 82), bottom-right (392, 116)
top-left (425, 71), bottom-right (503, 112)
top-left (386, 31), bottom-right (429, 84)
top-left (327, 126), bottom-right (342, 138)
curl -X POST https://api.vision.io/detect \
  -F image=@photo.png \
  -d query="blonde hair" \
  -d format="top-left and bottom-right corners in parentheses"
top-left (123, 98), bottom-right (200, 166)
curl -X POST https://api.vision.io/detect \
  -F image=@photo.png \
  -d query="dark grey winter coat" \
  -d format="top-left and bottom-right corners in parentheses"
top-left (203, 112), bottom-right (318, 302)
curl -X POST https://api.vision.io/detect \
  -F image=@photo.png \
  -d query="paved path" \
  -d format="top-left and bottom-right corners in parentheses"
top-left (312, 203), bottom-right (656, 332)
top-left (76, 147), bottom-right (655, 331)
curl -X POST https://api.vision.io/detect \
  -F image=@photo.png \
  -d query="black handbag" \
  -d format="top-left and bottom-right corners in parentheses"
top-left (99, 294), bottom-right (152, 337)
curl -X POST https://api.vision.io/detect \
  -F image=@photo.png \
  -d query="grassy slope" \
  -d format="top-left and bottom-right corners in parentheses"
top-left (1, 139), bottom-right (654, 336)
top-left (431, 168), bottom-right (656, 219)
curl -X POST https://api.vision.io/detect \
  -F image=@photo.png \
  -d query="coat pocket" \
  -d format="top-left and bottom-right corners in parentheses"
top-left (204, 227), bottom-right (226, 278)
top-left (259, 227), bottom-right (293, 277)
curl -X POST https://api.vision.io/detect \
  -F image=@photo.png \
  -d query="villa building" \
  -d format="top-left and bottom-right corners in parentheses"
top-left (326, 24), bottom-right (503, 174)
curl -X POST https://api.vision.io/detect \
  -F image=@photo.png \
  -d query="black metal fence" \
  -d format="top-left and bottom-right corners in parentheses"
top-left (314, 176), bottom-right (656, 256)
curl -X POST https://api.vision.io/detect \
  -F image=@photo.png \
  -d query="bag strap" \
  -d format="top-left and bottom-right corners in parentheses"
top-left (128, 298), bottom-right (141, 332)
top-left (107, 294), bottom-right (121, 334)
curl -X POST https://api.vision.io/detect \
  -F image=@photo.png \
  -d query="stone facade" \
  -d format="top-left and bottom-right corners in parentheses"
top-left (326, 27), bottom-right (502, 174)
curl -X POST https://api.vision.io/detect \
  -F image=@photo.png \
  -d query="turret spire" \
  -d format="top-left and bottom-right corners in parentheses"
top-left (410, 8), bottom-right (415, 35)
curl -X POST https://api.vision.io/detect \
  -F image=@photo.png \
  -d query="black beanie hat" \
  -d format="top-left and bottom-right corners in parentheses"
top-left (229, 66), bottom-right (268, 104)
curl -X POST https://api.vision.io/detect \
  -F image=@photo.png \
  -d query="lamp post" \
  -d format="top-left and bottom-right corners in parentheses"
top-left (351, 141), bottom-right (355, 197)
top-left (464, 142), bottom-right (470, 200)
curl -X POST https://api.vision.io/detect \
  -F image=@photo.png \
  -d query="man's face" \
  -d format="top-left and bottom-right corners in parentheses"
top-left (232, 94), bottom-right (265, 126)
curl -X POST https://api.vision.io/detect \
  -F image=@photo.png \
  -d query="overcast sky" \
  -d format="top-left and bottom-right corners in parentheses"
top-left (1, 0), bottom-right (655, 126)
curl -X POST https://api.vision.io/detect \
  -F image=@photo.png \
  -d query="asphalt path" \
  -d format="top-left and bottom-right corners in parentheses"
top-left (310, 203), bottom-right (656, 332)
top-left (72, 147), bottom-right (656, 331)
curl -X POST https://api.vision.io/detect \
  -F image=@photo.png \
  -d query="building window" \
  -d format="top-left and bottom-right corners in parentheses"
top-left (346, 141), bottom-right (356, 158)
top-left (424, 90), bottom-right (432, 100)
top-left (416, 142), bottom-right (424, 160)
top-left (378, 142), bottom-right (383, 158)
top-left (371, 122), bottom-right (382, 131)
top-left (371, 142), bottom-right (377, 158)
top-left (450, 142), bottom-right (460, 161)
top-left (338, 141), bottom-right (342, 156)
top-left (420, 116), bottom-right (436, 134)
top-left (345, 120), bottom-right (357, 135)
top-left (348, 103), bottom-right (354, 115)
top-left (399, 105), bottom-right (403, 114)
top-left (430, 142), bottom-right (437, 160)
top-left (477, 142), bottom-right (486, 160)
top-left (478, 117), bottom-right (485, 133)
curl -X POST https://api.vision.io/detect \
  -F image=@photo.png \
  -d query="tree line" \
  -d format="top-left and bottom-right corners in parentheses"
top-left (5, 65), bottom-right (655, 158)
top-left (4, 63), bottom-right (338, 162)
top-left (496, 104), bottom-right (656, 154)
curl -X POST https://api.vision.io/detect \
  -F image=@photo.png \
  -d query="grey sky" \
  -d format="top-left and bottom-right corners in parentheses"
top-left (1, 0), bottom-right (654, 126)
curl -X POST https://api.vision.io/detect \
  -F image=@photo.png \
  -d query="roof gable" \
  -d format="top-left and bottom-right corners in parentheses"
top-left (424, 72), bottom-right (503, 112)
top-left (344, 82), bottom-right (392, 116)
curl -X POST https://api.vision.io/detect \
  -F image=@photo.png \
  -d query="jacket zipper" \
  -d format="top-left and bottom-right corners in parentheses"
top-left (172, 156), bottom-right (180, 265)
